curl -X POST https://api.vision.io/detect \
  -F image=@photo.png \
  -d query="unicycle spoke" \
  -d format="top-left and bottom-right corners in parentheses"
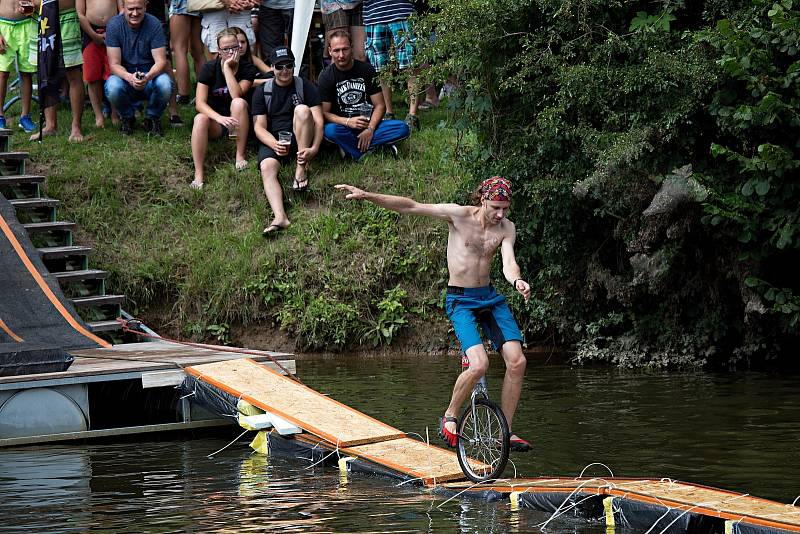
top-left (456, 397), bottom-right (510, 482)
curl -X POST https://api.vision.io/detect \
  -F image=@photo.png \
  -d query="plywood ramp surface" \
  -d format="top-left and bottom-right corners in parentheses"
top-left (613, 480), bottom-right (800, 531)
top-left (187, 359), bottom-right (405, 447)
top-left (444, 477), bottom-right (800, 532)
top-left (345, 437), bottom-right (489, 485)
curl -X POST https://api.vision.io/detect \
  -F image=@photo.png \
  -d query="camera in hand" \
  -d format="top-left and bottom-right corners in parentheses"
top-left (134, 72), bottom-right (145, 81)
top-left (19, 0), bottom-right (34, 15)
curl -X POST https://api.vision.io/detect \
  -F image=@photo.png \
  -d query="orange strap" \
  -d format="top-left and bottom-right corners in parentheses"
top-left (0, 316), bottom-right (23, 342)
top-left (0, 212), bottom-right (111, 348)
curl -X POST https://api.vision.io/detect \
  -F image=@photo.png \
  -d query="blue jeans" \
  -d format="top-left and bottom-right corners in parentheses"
top-left (104, 73), bottom-right (173, 120)
top-left (323, 119), bottom-right (411, 160)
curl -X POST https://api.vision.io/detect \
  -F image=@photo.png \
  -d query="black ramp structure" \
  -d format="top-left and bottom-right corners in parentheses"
top-left (0, 194), bottom-right (108, 376)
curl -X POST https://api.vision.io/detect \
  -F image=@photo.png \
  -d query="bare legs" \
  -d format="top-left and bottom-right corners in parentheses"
top-left (260, 105), bottom-right (315, 230)
top-left (292, 104), bottom-right (314, 186)
top-left (0, 72), bottom-right (9, 116)
top-left (19, 72), bottom-right (32, 117)
top-left (170, 14), bottom-right (205, 99)
top-left (349, 25), bottom-right (366, 61)
top-left (380, 74), bottom-right (418, 117)
top-left (443, 341), bottom-right (526, 437)
top-left (31, 67), bottom-right (84, 142)
top-left (87, 80), bottom-right (104, 127)
top-left (231, 97), bottom-right (248, 165)
top-left (190, 112), bottom-right (223, 188)
top-left (0, 72), bottom-right (33, 118)
top-left (260, 158), bottom-right (289, 231)
top-left (191, 97), bottom-right (248, 187)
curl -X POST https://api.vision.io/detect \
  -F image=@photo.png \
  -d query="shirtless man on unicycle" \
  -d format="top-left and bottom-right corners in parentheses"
top-left (336, 176), bottom-right (533, 452)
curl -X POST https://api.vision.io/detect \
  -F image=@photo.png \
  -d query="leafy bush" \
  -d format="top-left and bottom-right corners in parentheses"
top-left (418, 0), bottom-right (799, 366)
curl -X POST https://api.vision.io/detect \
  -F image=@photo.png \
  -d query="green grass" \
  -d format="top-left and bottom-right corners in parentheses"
top-left (10, 98), bottom-right (473, 350)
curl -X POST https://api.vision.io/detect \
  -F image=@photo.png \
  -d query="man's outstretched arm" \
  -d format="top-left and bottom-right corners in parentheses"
top-left (335, 184), bottom-right (467, 221)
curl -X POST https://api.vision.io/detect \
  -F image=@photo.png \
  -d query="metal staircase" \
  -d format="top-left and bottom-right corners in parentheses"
top-left (0, 128), bottom-right (126, 341)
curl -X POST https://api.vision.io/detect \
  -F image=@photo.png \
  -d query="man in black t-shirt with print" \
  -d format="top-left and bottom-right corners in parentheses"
top-left (251, 46), bottom-right (324, 237)
top-left (317, 30), bottom-right (410, 160)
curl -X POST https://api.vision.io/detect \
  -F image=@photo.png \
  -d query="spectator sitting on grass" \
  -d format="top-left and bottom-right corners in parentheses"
top-left (190, 27), bottom-right (258, 189)
top-left (318, 30), bottom-right (409, 160)
top-left (104, 0), bottom-right (173, 136)
top-left (252, 46), bottom-right (323, 237)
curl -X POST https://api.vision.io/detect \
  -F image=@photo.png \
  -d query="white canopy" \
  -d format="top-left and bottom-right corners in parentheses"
top-left (290, 0), bottom-right (317, 75)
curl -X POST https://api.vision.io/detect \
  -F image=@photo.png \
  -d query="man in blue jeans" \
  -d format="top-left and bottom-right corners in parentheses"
top-left (318, 29), bottom-right (410, 160)
top-left (336, 176), bottom-right (533, 452)
top-left (105, 0), bottom-right (172, 136)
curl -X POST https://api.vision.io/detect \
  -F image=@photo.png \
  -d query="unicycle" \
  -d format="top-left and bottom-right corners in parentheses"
top-left (456, 354), bottom-right (510, 482)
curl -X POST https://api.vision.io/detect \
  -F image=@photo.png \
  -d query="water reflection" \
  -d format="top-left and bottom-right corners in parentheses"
top-left (0, 358), bottom-right (797, 532)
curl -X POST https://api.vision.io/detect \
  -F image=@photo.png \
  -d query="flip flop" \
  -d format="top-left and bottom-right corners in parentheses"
top-left (510, 435), bottom-right (532, 452)
top-left (292, 176), bottom-right (309, 192)
top-left (262, 224), bottom-right (287, 237)
top-left (438, 416), bottom-right (459, 448)
top-left (235, 160), bottom-right (248, 171)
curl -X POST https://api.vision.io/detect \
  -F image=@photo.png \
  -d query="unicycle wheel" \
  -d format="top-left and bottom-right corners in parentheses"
top-left (456, 397), bottom-right (510, 482)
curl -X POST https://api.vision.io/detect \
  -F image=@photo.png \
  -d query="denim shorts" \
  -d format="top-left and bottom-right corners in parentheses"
top-left (445, 285), bottom-right (523, 352)
top-left (169, 0), bottom-right (200, 17)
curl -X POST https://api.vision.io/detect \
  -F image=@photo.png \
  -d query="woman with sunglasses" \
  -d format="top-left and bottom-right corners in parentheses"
top-left (190, 27), bottom-right (258, 189)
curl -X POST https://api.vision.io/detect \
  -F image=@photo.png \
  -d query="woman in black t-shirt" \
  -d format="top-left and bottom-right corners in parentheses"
top-left (190, 28), bottom-right (258, 189)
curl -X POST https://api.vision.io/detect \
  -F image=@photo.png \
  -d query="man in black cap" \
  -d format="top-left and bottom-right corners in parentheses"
top-left (251, 46), bottom-right (324, 237)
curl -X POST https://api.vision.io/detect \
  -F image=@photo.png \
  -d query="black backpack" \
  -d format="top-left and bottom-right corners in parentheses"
top-left (263, 76), bottom-right (304, 114)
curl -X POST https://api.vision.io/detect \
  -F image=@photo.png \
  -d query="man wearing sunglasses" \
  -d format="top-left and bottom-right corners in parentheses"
top-left (251, 46), bottom-right (323, 236)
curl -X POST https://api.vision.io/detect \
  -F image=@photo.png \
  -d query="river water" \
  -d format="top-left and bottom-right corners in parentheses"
top-left (1, 355), bottom-right (798, 532)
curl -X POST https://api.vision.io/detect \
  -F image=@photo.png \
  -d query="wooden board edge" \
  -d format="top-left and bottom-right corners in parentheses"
top-left (184, 365), bottom-right (405, 448)
top-left (341, 439), bottom-right (471, 484)
top-left (238, 359), bottom-right (405, 436)
top-left (605, 488), bottom-right (800, 532)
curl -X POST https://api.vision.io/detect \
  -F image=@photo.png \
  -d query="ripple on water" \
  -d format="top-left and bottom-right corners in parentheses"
top-left (1, 360), bottom-right (798, 532)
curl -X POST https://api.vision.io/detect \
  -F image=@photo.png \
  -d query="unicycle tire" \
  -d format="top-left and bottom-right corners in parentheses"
top-left (456, 397), bottom-right (510, 482)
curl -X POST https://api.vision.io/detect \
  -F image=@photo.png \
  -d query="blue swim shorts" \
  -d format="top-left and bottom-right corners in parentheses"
top-left (445, 285), bottom-right (523, 352)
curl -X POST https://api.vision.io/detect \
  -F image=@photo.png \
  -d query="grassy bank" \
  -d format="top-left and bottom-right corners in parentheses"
top-left (15, 102), bottom-right (474, 351)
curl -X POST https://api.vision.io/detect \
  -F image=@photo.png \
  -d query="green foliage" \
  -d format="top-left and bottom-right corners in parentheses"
top-left (206, 323), bottom-right (231, 345)
top-left (419, 0), bottom-right (798, 366)
top-left (365, 286), bottom-right (409, 347)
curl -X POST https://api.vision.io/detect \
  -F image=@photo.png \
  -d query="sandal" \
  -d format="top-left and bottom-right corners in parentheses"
top-left (510, 435), bottom-right (532, 452)
top-left (438, 416), bottom-right (459, 448)
top-left (292, 176), bottom-right (309, 192)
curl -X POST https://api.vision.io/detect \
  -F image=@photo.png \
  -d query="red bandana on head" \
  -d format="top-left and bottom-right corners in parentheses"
top-left (480, 176), bottom-right (512, 202)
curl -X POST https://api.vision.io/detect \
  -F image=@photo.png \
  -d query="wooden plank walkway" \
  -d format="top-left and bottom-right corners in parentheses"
top-left (186, 359), bottom-right (800, 533)
top-left (186, 359), bottom-right (404, 447)
top-left (289, 432), bottom-right (486, 485)
top-left (442, 478), bottom-right (800, 532)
